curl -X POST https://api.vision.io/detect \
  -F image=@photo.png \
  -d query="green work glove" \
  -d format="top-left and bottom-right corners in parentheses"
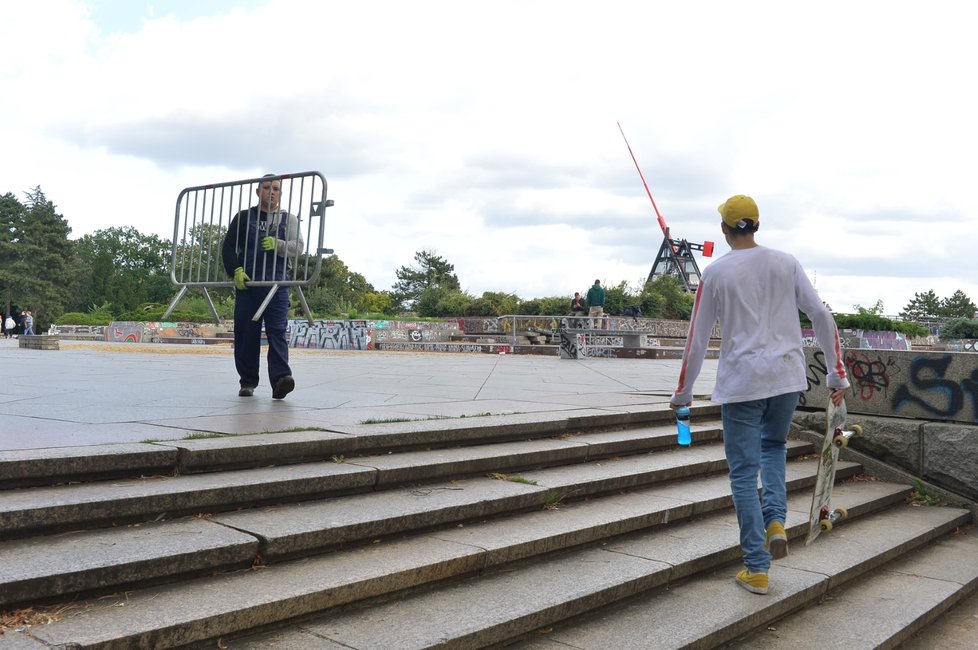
top-left (262, 236), bottom-right (276, 251)
top-left (233, 266), bottom-right (250, 291)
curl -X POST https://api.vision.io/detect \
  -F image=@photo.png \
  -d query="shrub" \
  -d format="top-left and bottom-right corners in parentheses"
top-left (56, 312), bottom-right (113, 326)
top-left (939, 318), bottom-right (978, 340)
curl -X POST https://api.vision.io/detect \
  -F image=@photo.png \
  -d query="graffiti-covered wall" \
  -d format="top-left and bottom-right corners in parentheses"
top-left (803, 347), bottom-right (978, 424)
top-left (460, 317), bottom-right (717, 338)
top-left (801, 328), bottom-right (910, 351)
top-left (288, 320), bottom-right (369, 349)
top-left (366, 320), bottom-right (460, 346)
top-left (102, 322), bottom-right (223, 343)
top-left (286, 319), bottom-right (461, 350)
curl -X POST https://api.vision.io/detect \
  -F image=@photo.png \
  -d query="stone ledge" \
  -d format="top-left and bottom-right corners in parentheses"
top-left (18, 335), bottom-right (59, 350)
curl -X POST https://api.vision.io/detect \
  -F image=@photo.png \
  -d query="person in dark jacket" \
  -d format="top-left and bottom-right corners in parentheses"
top-left (586, 279), bottom-right (606, 329)
top-left (221, 175), bottom-right (304, 399)
top-left (570, 292), bottom-right (587, 315)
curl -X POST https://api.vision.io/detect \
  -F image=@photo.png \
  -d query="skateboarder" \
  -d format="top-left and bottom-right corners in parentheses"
top-left (670, 194), bottom-right (849, 595)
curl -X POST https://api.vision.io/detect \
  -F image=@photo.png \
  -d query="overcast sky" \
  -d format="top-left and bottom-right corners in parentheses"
top-left (3, 0), bottom-right (976, 315)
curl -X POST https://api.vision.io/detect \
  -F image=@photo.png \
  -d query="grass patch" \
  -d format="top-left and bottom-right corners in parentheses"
top-left (488, 472), bottom-right (538, 485)
top-left (183, 432), bottom-right (230, 440)
top-left (544, 490), bottom-right (568, 510)
top-left (359, 412), bottom-right (509, 425)
top-left (908, 480), bottom-right (945, 506)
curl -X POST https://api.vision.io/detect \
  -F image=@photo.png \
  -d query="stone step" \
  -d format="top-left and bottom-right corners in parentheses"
top-left (0, 402), bottom-right (721, 487)
top-left (9, 473), bottom-right (903, 649)
top-left (725, 527), bottom-right (978, 648)
top-left (220, 482), bottom-right (936, 650)
top-left (0, 432), bottom-right (816, 607)
top-left (0, 420), bottom-right (733, 540)
top-left (497, 506), bottom-right (972, 650)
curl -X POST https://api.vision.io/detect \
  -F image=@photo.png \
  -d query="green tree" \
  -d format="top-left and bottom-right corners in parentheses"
top-left (305, 254), bottom-right (377, 317)
top-left (173, 223), bottom-right (226, 284)
top-left (0, 192), bottom-right (27, 317)
top-left (939, 317), bottom-right (978, 340)
top-left (603, 281), bottom-right (637, 316)
top-left (416, 287), bottom-right (474, 317)
top-left (0, 187), bottom-right (74, 328)
top-left (391, 249), bottom-right (461, 310)
top-left (73, 226), bottom-right (173, 314)
top-left (852, 299), bottom-right (885, 316)
top-left (516, 296), bottom-right (568, 315)
top-left (900, 290), bottom-right (941, 321)
top-left (463, 291), bottom-right (519, 317)
top-left (640, 276), bottom-right (695, 320)
top-left (939, 290), bottom-right (977, 319)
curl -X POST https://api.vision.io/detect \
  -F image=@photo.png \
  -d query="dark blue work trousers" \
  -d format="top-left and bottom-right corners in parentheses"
top-left (233, 285), bottom-right (292, 389)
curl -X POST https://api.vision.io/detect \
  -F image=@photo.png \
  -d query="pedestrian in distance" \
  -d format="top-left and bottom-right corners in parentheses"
top-left (3, 314), bottom-right (14, 338)
top-left (570, 292), bottom-right (587, 316)
top-left (670, 194), bottom-right (849, 595)
top-left (586, 279), bottom-right (606, 330)
top-left (22, 311), bottom-right (34, 336)
top-left (221, 175), bottom-right (304, 399)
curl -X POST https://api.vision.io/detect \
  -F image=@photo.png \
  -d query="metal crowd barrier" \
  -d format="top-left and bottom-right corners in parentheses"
top-left (163, 171), bottom-right (333, 323)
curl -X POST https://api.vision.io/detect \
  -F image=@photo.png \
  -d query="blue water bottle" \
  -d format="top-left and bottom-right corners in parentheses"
top-left (676, 406), bottom-right (691, 446)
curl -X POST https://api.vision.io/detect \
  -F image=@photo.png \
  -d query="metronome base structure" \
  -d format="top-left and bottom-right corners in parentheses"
top-left (647, 237), bottom-right (706, 293)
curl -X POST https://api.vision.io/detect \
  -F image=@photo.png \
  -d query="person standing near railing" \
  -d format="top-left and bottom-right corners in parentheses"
top-left (586, 279), bottom-right (606, 330)
top-left (221, 175), bottom-right (304, 399)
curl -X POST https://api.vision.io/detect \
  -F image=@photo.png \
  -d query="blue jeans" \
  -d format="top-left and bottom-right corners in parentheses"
top-left (721, 392), bottom-right (800, 573)
top-left (233, 285), bottom-right (292, 389)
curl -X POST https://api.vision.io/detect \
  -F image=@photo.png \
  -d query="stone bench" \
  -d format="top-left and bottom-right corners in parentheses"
top-left (559, 329), bottom-right (651, 359)
top-left (19, 335), bottom-right (60, 350)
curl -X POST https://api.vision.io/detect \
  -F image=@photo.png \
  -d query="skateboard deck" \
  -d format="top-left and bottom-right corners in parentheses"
top-left (806, 398), bottom-right (862, 546)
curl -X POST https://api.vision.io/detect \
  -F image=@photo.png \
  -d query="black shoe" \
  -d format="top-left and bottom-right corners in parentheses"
top-left (238, 386), bottom-right (255, 397)
top-left (272, 375), bottom-right (295, 400)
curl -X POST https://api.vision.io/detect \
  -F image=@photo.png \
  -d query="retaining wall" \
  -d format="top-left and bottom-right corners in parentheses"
top-left (801, 347), bottom-right (978, 504)
top-left (802, 347), bottom-right (978, 425)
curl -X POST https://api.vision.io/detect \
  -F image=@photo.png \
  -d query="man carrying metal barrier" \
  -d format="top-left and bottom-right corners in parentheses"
top-left (222, 174), bottom-right (304, 399)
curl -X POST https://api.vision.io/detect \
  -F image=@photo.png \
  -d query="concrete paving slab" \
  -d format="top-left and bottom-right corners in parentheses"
top-left (546, 564), bottom-right (824, 649)
top-left (211, 476), bottom-right (548, 559)
top-left (165, 430), bottom-right (355, 473)
top-left (430, 490), bottom-right (697, 567)
top-left (568, 421), bottom-right (723, 457)
top-left (0, 342), bottom-right (719, 451)
top-left (0, 519), bottom-right (258, 607)
top-left (232, 627), bottom-right (350, 649)
top-left (26, 535), bottom-right (487, 649)
top-left (259, 482), bottom-right (916, 650)
top-left (519, 442), bottom-right (727, 492)
top-left (0, 461), bottom-right (377, 537)
top-left (779, 505), bottom-right (972, 589)
top-left (729, 531), bottom-right (978, 649)
top-left (18, 471), bottom-right (910, 649)
top-left (0, 632), bottom-right (50, 649)
top-left (347, 437), bottom-right (593, 486)
top-left (298, 545), bottom-right (673, 650)
top-left (0, 443), bottom-right (178, 488)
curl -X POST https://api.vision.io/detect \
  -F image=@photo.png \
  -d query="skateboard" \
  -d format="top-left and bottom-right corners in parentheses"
top-left (805, 398), bottom-right (862, 546)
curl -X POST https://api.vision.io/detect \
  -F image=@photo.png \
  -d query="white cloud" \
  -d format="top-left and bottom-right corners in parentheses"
top-left (2, 0), bottom-right (978, 315)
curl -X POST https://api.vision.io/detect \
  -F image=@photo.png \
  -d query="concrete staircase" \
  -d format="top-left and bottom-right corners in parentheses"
top-left (0, 404), bottom-right (974, 649)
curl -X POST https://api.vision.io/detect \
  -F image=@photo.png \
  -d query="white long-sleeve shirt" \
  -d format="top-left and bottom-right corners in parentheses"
top-left (672, 245), bottom-right (849, 405)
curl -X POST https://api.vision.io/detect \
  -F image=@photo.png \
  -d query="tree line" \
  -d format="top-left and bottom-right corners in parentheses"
top-left (2, 187), bottom-right (977, 339)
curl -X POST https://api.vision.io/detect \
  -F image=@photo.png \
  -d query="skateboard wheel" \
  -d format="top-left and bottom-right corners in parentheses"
top-left (851, 424), bottom-right (863, 435)
top-left (834, 507), bottom-right (848, 520)
top-left (833, 435), bottom-right (849, 449)
top-left (820, 519), bottom-right (834, 532)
